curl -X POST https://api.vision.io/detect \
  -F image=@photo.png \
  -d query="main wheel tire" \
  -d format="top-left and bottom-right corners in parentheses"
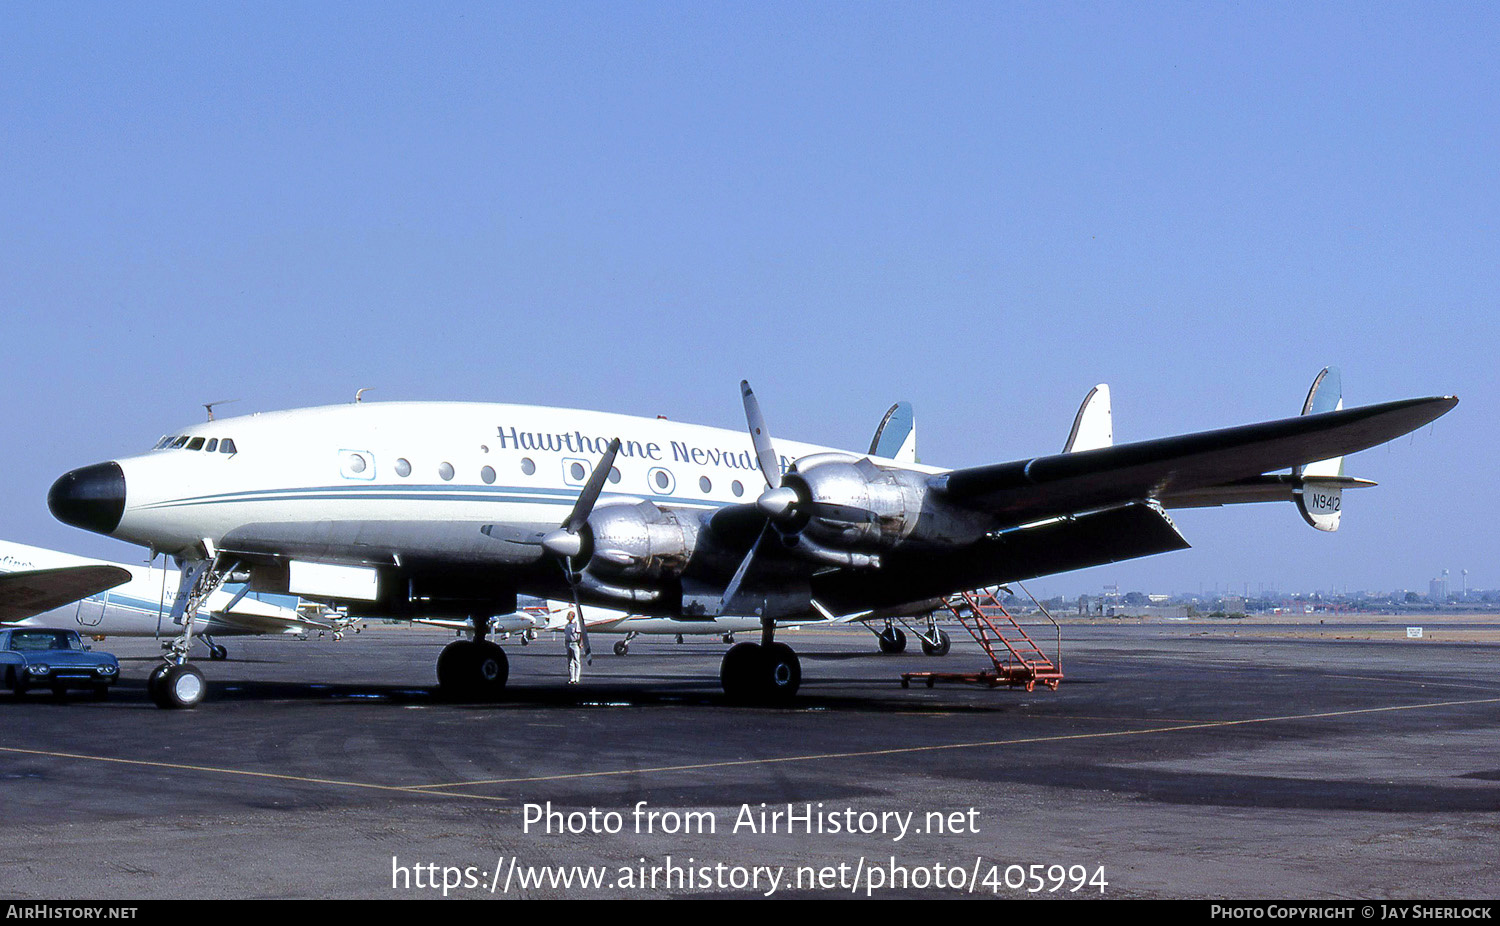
top-left (153, 664), bottom-right (206, 709)
top-left (878, 627), bottom-right (907, 654)
top-left (437, 640), bottom-right (508, 701)
top-left (146, 663), bottom-right (172, 701)
top-left (436, 640), bottom-right (475, 699)
top-left (720, 642), bottom-right (763, 701)
top-left (921, 629), bottom-right (952, 657)
top-left (763, 642), bottom-right (801, 700)
top-left (471, 641), bottom-right (509, 700)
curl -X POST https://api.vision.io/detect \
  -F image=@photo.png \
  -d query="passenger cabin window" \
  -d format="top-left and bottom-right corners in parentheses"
top-left (219, 438), bottom-right (237, 454)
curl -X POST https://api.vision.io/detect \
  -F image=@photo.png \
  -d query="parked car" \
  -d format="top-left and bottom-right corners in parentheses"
top-left (1, 628), bottom-right (119, 698)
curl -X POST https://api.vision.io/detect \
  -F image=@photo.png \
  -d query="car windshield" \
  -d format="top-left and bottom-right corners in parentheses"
top-left (8, 630), bottom-right (81, 652)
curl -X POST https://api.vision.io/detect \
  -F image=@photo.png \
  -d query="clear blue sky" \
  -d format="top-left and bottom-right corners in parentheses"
top-left (2, 2), bottom-right (1493, 597)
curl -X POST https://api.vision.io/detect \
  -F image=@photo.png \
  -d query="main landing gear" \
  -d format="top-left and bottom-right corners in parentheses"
top-left (719, 619), bottom-right (801, 702)
top-left (435, 617), bottom-right (509, 701)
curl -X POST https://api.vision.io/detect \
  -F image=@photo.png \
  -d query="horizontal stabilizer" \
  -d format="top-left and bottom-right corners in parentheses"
top-left (0, 565), bottom-right (132, 623)
top-left (933, 394), bottom-right (1456, 531)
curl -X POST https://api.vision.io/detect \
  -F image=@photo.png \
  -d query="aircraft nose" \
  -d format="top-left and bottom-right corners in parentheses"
top-left (48, 462), bottom-right (126, 534)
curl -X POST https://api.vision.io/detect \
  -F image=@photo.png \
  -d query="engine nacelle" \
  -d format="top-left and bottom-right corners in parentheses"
top-left (781, 455), bottom-right (928, 551)
top-left (585, 500), bottom-right (699, 584)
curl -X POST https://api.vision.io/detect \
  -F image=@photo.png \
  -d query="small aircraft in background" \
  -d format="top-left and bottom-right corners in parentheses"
top-left (0, 538), bottom-right (329, 660)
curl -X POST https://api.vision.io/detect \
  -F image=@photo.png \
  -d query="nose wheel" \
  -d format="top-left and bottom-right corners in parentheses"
top-left (148, 663), bottom-right (206, 709)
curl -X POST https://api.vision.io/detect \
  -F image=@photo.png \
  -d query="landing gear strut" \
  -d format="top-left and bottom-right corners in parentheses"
top-left (150, 553), bottom-right (234, 710)
top-left (921, 628), bottom-right (952, 656)
top-left (436, 616), bottom-right (509, 701)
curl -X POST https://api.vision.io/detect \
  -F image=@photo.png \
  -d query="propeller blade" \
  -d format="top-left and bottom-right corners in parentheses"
top-left (740, 381), bottom-right (782, 490)
top-left (563, 437), bottom-right (622, 533)
top-left (562, 560), bottom-right (592, 665)
top-left (716, 522), bottom-right (768, 616)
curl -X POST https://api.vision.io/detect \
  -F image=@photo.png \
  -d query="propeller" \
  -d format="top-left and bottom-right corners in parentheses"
top-left (546, 437), bottom-right (622, 665)
top-left (480, 437), bottom-right (622, 668)
top-left (717, 382), bottom-right (798, 616)
top-left (741, 381), bottom-right (799, 519)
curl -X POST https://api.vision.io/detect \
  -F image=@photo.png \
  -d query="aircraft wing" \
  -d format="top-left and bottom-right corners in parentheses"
top-left (810, 501), bottom-right (1190, 612)
top-left (0, 565), bottom-right (133, 622)
top-left (932, 395), bottom-right (1455, 528)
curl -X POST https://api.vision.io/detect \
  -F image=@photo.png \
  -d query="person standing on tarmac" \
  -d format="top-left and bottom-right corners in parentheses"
top-left (565, 611), bottom-right (584, 684)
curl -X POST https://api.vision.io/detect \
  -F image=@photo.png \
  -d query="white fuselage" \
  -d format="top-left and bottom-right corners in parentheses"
top-left (0, 540), bottom-right (304, 638)
top-left (102, 401), bottom-right (939, 557)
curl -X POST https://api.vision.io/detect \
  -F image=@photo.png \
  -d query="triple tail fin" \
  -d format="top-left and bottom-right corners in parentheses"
top-left (1063, 384), bottom-right (1113, 453)
top-left (869, 401), bottom-right (918, 464)
top-left (1294, 366), bottom-right (1346, 531)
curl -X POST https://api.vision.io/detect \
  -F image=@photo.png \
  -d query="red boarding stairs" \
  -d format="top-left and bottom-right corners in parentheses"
top-left (901, 587), bottom-right (1063, 692)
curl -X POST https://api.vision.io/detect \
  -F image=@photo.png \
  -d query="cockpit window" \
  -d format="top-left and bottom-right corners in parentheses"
top-left (153, 436), bottom-right (172, 450)
top-left (170, 436), bottom-right (190, 449)
top-left (219, 438), bottom-right (237, 454)
top-left (186, 437), bottom-right (205, 451)
top-left (205, 438), bottom-right (218, 452)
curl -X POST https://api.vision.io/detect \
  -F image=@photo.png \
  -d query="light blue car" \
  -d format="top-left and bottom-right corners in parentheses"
top-left (1, 628), bottom-right (119, 698)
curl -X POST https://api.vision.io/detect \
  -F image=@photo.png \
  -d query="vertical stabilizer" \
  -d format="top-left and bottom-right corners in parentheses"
top-left (1062, 384), bottom-right (1113, 453)
top-left (1294, 367), bottom-right (1345, 531)
top-left (869, 402), bottom-right (918, 464)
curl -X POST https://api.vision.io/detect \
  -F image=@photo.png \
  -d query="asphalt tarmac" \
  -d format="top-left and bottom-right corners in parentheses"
top-left (2, 619), bottom-right (1497, 899)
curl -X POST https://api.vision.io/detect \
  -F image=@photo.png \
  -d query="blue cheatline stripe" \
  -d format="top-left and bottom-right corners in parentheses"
top-left (132, 482), bottom-right (732, 513)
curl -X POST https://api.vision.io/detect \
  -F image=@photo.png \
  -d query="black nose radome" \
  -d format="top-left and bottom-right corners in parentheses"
top-left (48, 462), bottom-right (126, 534)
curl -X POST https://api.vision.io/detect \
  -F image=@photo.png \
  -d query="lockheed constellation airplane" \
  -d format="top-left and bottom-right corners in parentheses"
top-left (46, 368), bottom-right (1454, 708)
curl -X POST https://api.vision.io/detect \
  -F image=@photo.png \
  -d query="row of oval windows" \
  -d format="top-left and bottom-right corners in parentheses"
top-left (372, 455), bottom-right (749, 497)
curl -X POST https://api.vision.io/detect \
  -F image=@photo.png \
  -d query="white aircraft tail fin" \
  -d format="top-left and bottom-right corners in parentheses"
top-left (1294, 366), bottom-right (1346, 531)
top-left (869, 401), bottom-right (917, 464)
top-left (1062, 384), bottom-right (1113, 453)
